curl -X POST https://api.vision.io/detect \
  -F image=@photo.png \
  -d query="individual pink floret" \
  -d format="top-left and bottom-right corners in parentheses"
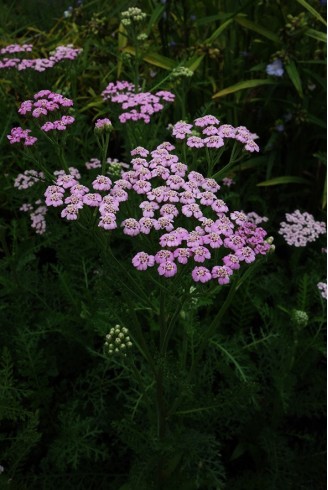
top-left (187, 136), bottom-right (204, 148)
top-left (45, 192), bottom-right (64, 207)
top-left (192, 266), bottom-right (212, 283)
top-left (194, 115), bottom-right (220, 127)
top-left (92, 175), bottom-right (112, 191)
top-left (211, 265), bottom-right (233, 284)
top-left (155, 249), bottom-right (174, 264)
top-left (158, 260), bottom-right (177, 277)
top-left (61, 204), bottom-right (79, 220)
top-left (173, 247), bottom-right (191, 264)
top-left (235, 246), bottom-right (256, 263)
top-left (121, 218), bottom-right (140, 236)
top-left (223, 254), bottom-right (240, 270)
top-left (191, 246), bottom-right (211, 263)
top-left (99, 214), bottom-right (117, 230)
top-left (132, 251), bottom-right (155, 271)
top-left (83, 193), bottom-right (102, 206)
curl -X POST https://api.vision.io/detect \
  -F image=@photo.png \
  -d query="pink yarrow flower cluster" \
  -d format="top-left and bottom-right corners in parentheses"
top-left (44, 141), bottom-right (271, 284)
top-left (171, 115), bottom-right (260, 153)
top-left (278, 210), bottom-right (326, 247)
top-left (20, 200), bottom-right (47, 235)
top-left (317, 281), bottom-right (327, 300)
top-left (7, 91), bottom-right (75, 145)
top-left (101, 81), bottom-right (175, 124)
top-left (0, 44), bottom-right (82, 71)
top-left (14, 169), bottom-right (45, 189)
top-left (7, 127), bottom-right (37, 146)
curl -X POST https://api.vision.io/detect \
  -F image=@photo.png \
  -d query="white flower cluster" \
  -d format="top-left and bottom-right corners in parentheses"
top-left (121, 7), bottom-right (147, 26)
top-left (170, 66), bottom-right (194, 79)
top-left (105, 325), bottom-right (133, 356)
top-left (291, 309), bottom-right (309, 328)
top-left (279, 210), bottom-right (326, 247)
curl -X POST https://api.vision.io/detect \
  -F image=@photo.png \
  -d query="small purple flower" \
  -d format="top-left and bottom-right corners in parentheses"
top-left (266, 59), bottom-right (284, 77)
top-left (158, 260), bottom-right (177, 277)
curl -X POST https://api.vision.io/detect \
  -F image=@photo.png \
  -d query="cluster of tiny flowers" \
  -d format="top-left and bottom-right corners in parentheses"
top-left (7, 91), bottom-right (75, 145)
top-left (170, 66), bottom-right (194, 79)
top-left (278, 210), bottom-right (326, 247)
top-left (14, 169), bottom-right (45, 189)
top-left (20, 200), bottom-right (47, 234)
top-left (243, 211), bottom-right (269, 226)
top-left (0, 44), bottom-right (82, 71)
top-left (104, 325), bottom-right (133, 356)
top-left (95, 118), bottom-right (112, 130)
top-left (121, 7), bottom-right (147, 25)
top-left (7, 127), bottom-right (37, 146)
top-left (170, 115), bottom-right (260, 153)
top-left (85, 156), bottom-right (129, 175)
top-left (291, 309), bottom-right (309, 328)
top-left (317, 282), bottom-right (327, 300)
top-left (222, 177), bottom-right (235, 187)
top-left (44, 140), bottom-right (272, 284)
top-left (101, 80), bottom-right (175, 124)
top-left (0, 44), bottom-right (32, 54)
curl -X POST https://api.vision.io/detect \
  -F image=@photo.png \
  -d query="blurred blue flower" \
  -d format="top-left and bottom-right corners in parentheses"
top-left (266, 59), bottom-right (284, 77)
top-left (275, 124), bottom-right (285, 132)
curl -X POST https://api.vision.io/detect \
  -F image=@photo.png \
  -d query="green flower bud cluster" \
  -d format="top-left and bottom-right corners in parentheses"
top-left (137, 33), bottom-right (148, 42)
top-left (105, 325), bottom-right (133, 356)
top-left (170, 66), bottom-right (194, 79)
top-left (291, 309), bottom-right (309, 328)
top-left (121, 7), bottom-right (147, 26)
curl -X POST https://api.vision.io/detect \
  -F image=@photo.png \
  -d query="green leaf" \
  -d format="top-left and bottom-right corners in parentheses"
top-left (117, 23), bottom-right (128, 78)
top-left (257, 176), bottom-right (310, 186)
top-left (235, 15), bottom-right (281, 43)
top-left (185, 55), bottom-right (205, 72)
top-left (146, 4), bottom-right (165, 35)
top-left (305, 28), bottom-right (327, 43)
top-left (212, 79), bottom-right (276, 99)
top-left (285, 61), bottom-right (303, 98)
top-left (204, 18), bottom-right (234, 44)
top-left (122, 46), bottom-right (176, 70)
top-left (296, 0), bottom-right (327, 26)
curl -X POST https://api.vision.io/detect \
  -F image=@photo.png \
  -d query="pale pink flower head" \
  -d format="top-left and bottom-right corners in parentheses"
top-left (192, 266), bottom-right (212, 283)
top-left (83, 193), bottom-right (102, 206)
top-left (132, 251), bottom-right (155, 271)
top-left (95, 118), bottom-right (112, 130)
top-left (279, 210), bottom-right (326, 247)
top-left (155, 249), bottom-right (174, 264)
top-left (61, 204), bottom-right (79, 220)
top-left (99, 214), bottom-right (117, 230)
top-left (211, 265), bottom-right (233, 285)
top-left (92, 175), bottom-right (112, 191)
top-left (158, 260), bottom-right (177, 278)
top-left (194, 115), bottom-right (220, 127)
top-left (121, 218), bottom-right (140, 236)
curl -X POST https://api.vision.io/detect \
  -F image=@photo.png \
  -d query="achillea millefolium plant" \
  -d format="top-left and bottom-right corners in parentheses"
top-left (0, 1), bottom-right (326, 489)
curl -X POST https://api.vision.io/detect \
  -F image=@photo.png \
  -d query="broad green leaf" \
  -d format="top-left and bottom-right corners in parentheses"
top-left (205, 19), bottom-right (234, 44)
top-left (212, 79), bottom-right (276, 99)
top-left (122, 46), bottom-right (176, 70)
top-left (146, 4), bottom-right (165, 34)
top-left (257, 176), bottom-right (310, 186)
top-left (307, 114), bottom-right (327, 129)
top-left (194, 13), bottom-right (231, 26)
top-left (185, 55), bottom-right (205, 72)
top-left (235, 15), bottom-right (281, 43)
top-left (285, 61), bottom-right (303, 98)
top-left (296, 0), bottom-right (327, 26)
top-left (305, 28), bottom-right (327, 43)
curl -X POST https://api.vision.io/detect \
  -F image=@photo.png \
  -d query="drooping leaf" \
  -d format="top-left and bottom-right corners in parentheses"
top-left (204, 19), bottom-right (234, 44)
top-left (122, 46), bottom-right (176, 70)
top-left (285, 61), bottom-right (303, 98)
top-left (212, 79), bottom-right (276, 99)
top-left (296, 0), bottom-right (327, 26)
top-left (305, 28), bottom-right (327, 43)
top-left (235, 15), bottom-right (281, 43)
top-left (257, 176), bottom-right (310, 186)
